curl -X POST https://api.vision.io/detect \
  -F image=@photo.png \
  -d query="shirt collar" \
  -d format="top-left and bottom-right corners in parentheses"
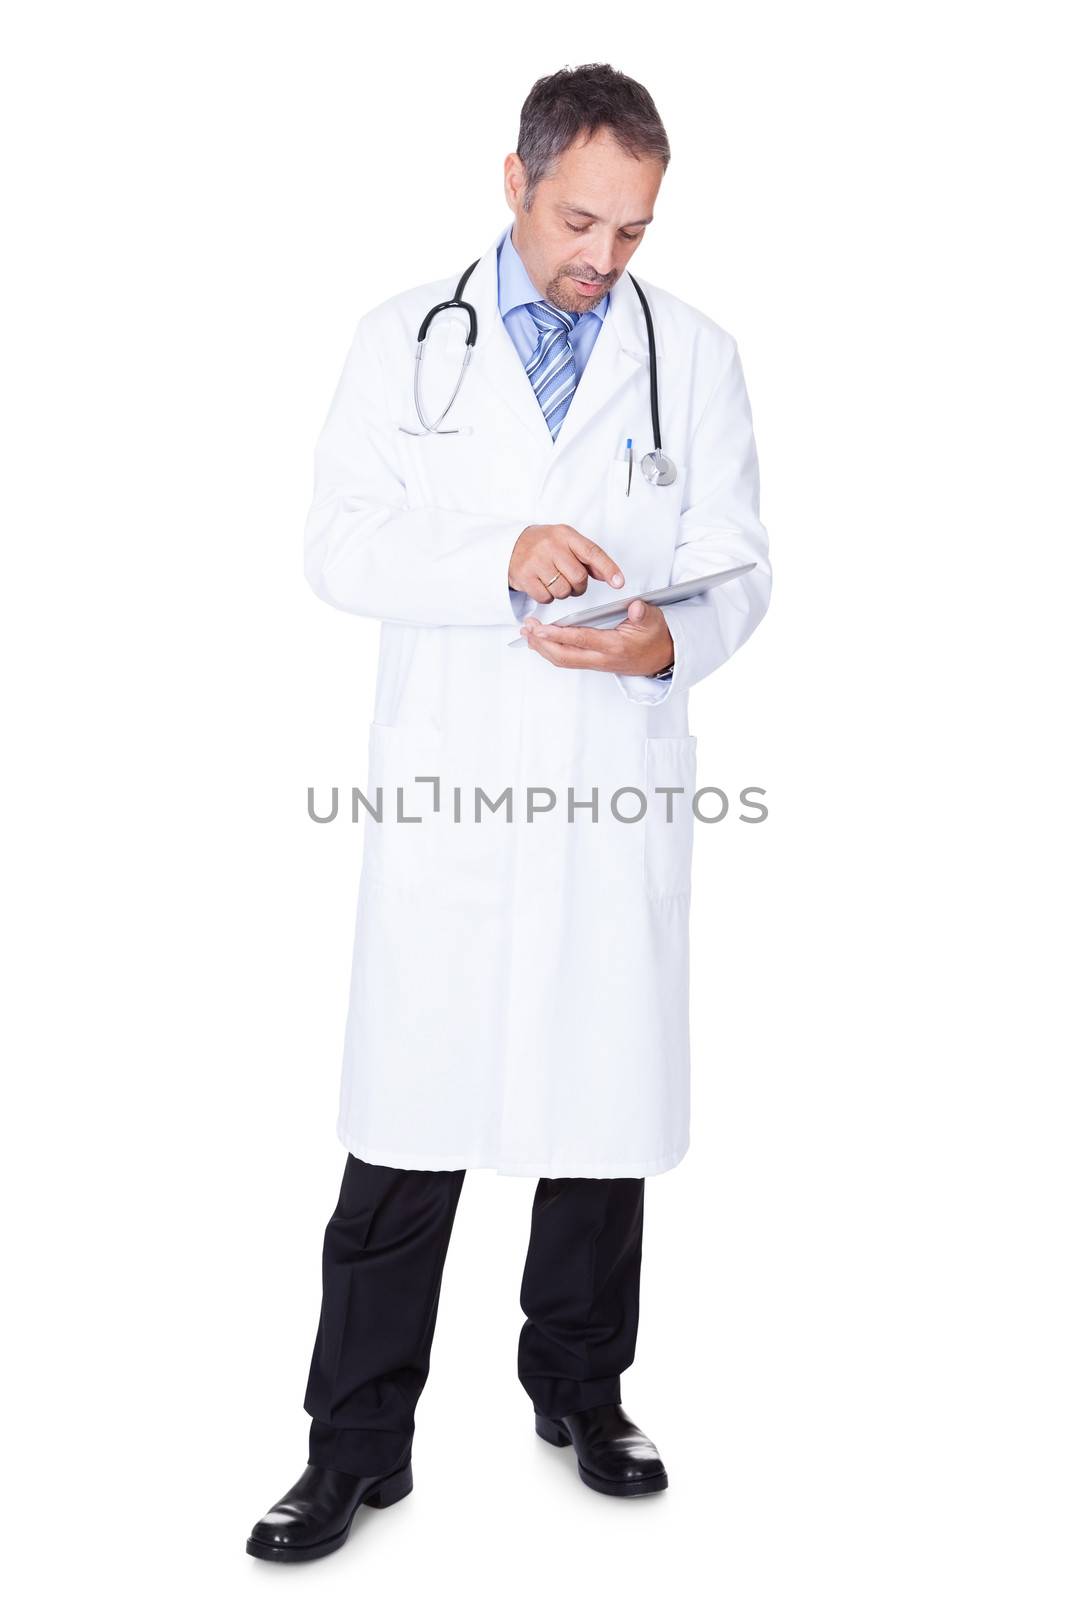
top-left (497, 223), bottom-right (609, 323)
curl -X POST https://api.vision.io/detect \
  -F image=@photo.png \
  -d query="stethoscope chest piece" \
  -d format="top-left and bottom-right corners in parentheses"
top-left (640, 448), bottom-right (677, 486)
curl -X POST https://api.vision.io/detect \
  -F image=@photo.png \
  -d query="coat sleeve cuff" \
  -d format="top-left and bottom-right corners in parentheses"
top-left (612, 670), bottom-right (674, 705)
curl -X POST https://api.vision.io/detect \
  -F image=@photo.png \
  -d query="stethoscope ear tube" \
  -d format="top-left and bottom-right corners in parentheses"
top-left (410, 259), bottom-right (481, 435)
top-left (412, 341), bottom-right (474, 435)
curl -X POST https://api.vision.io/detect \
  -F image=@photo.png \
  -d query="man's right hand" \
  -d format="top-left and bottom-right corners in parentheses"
top-left (508, 525), bottom-right (626, 605)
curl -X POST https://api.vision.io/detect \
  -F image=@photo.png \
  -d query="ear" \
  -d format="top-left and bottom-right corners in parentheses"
top-left (503, 152), bottom-right (527, 214)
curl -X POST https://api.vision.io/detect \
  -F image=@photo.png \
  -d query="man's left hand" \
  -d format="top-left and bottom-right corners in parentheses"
top-left (519, 598), bottom-right (674, 676)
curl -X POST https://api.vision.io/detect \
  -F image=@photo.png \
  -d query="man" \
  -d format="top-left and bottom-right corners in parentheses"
top-left (247, 63), bottom-right (771, 1561)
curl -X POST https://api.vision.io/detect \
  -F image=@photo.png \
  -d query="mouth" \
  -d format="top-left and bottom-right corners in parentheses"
top-left (573, 278), bottom-right (608, 296)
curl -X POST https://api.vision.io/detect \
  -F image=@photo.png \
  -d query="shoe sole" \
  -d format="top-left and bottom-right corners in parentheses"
top-left (534, 1413), bottom-right (669, 1497)
top-left (245, 1460), bottom-right (413, 1562)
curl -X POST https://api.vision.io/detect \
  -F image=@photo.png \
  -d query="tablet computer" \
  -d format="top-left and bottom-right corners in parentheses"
top-left (506, 562), bottom-right (757, 646)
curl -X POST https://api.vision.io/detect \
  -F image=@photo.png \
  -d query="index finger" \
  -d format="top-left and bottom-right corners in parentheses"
top-left (567, 534), bottom-right (624, 588)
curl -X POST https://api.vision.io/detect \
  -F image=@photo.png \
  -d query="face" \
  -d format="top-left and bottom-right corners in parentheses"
top-left (503, 125), bottom-right (663, 316)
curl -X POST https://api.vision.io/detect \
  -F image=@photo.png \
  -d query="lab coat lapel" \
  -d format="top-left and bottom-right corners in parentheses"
top-left (446, 231), bottom-right (554, 456)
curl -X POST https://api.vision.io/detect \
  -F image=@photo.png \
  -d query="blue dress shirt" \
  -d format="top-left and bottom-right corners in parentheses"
top-left (497, 224), bottom-right (608, 379)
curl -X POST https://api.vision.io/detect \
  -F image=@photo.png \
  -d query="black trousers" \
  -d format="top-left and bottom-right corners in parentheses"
top-left (303, 1154), bottom-right (645, 1476)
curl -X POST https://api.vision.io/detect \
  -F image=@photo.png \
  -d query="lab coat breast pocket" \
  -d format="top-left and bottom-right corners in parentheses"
top-left (360, 720), bottom-right (446, 895)
top-left (643, 735), bottom-right (698, 900)
top-left (601, 455), bottom-right (689, 589)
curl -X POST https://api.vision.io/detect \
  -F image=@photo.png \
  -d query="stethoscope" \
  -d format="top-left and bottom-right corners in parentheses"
top-left (400, 257), bottom-right (678, 486)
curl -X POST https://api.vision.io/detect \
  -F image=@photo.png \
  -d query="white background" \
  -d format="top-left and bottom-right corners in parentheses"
top-left (2, 3), bottom-right (1064, 1595)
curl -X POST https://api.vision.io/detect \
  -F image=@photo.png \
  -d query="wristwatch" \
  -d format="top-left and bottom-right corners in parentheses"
top-left (653, 662), bottom-right (674, 681)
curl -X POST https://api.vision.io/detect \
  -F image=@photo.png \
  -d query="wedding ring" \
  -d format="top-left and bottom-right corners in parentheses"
top-left (545, 571), bottom-right (565, 588)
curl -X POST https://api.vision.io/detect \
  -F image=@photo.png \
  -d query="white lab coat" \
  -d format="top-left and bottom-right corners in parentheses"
top-left (304, 223), bottom-right (771, 1178)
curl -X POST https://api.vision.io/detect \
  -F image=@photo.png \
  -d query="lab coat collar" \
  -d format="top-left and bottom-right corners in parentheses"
top-left (450, 223), bottom-right (647, 464)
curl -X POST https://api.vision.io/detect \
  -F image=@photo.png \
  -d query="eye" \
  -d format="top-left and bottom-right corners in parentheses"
top-left (565, 221), bottom-right (642, 243)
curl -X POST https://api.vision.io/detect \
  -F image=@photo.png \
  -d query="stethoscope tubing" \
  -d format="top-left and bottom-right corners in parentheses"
top-left (626, 274), bottom-right (662, 453)
top-left (407, 256), bottom-right (674, 482)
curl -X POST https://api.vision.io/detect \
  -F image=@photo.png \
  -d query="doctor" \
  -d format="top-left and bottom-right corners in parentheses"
top-left (248, 63), bottom-right (771, 1561)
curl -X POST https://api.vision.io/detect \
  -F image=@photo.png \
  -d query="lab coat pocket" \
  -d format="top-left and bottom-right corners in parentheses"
top-left (602, 458), bottom-right (689, 589)
top-left (360, 720), bottom-right (447, 895)
top-left (643, 735), bottom-right (698, 900)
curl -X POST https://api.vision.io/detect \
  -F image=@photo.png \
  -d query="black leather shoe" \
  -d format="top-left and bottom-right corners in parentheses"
top-left (535, 1403), bottom-right (668, 1496)
top-left (246, 1457), bottom-right (413, 1562)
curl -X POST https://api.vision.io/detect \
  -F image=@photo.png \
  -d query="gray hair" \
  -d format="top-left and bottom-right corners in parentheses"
top-left (515, 63), bottom-right (670, 211)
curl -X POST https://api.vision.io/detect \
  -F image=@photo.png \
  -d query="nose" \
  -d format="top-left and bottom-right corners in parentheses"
top-left (577, 234), bottom-right (618, 281)
top-left (582, 249), bottom-right (615, 280)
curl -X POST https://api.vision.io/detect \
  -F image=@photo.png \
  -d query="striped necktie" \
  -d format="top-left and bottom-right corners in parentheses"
top-left (525, 300), bottom-right (581, 441)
